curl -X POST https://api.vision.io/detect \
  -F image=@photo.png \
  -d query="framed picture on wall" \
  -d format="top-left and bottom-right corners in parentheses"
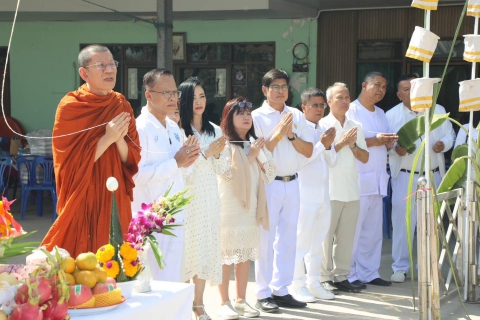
top-left (173, 33), bottom-right (186, 63)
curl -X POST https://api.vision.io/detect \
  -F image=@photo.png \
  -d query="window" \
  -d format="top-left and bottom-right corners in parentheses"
top-left (408, 39), bottom-right (475, 125)
top-left (356, 41), bottom-right (404, 111)
top-left (178, 42), bottom-right (275, 124)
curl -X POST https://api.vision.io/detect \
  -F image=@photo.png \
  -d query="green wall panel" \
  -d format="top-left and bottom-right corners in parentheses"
top-left (0, 19), bottom-right (316, 132)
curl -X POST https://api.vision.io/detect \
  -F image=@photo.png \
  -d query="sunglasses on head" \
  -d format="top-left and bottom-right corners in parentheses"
top-left (232, 101), bottom-right (252, 109)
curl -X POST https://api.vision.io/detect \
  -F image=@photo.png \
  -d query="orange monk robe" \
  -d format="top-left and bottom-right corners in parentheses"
top-left (41, 84), bottom-right (141, 258)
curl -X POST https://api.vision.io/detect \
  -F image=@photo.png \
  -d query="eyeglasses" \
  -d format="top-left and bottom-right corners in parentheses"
top-left (269, 84), bottom-right (289, 92)
top-left (148, 90), bottom-right (182, 99)
top-left (232, 101), bottom-right (252, 109)
top-left (308, 103), bottom-right (328, 109)
top-left (84, 60), bottom-right (119, 71)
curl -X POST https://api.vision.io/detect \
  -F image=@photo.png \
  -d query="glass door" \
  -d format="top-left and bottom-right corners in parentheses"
top-left (177, 67), bottom-right (228, 125)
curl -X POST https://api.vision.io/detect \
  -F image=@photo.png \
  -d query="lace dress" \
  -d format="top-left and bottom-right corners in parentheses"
top-left (183, 123), bottom-right (229, 285)
top-left (218, 142), bottom-right (276, 265)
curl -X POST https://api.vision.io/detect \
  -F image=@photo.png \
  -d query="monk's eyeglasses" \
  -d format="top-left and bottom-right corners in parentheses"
top-left (84, 60), bottom-right (119, 71)
top-left (148, 90), bottom-right (182, 99)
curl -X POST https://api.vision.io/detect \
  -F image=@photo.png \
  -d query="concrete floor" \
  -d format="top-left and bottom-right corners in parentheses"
top-left (5, 190), bottom-right (480, 320)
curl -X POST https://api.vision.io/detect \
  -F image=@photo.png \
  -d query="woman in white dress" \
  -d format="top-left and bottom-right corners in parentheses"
top-left (216, 97), bottom-right (276, 319)
top-left (178, 77), bottom-right (228, 320)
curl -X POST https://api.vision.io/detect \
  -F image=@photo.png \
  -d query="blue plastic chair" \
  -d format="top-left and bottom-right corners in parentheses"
top-left (0, 137), bottom-right (9, 153)
top-left (17, 155), bottom-right (58, 221)
top-left (0, 156), bottom-right (13, 198)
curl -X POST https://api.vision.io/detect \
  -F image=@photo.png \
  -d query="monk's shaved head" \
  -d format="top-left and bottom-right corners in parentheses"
top-left (78, 45), bottom-right (111, 67)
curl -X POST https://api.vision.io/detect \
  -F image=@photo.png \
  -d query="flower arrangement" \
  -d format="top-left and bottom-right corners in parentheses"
top-left (126, 185), bottom-right (192, 269)
top-left (95, 243), bottom-right (141, 281)
top-left (0, 195), bottom-right (38, 263)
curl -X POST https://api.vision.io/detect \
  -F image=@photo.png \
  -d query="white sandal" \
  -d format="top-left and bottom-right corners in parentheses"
top-left (193, 305), bottom-right (212, 320)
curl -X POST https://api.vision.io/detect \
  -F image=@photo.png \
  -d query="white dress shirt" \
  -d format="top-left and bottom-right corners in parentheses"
top-left (318, 113), bottom-right (368, 202)
top-left (252, 101), bottom-right (313, 176)
top-left (454, 123), bottom-right (478, 150)
top-left (347, 100), bottom-right (390, 197)
top-left (298, 120), bottom-right (336, 203)
top-left (386, 103), bottom-right (455, 178)
top-left (132, 107), bottom-right (188, 222)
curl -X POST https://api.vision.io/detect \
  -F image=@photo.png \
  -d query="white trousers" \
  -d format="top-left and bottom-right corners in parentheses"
top-left (290, 200), bottom-right (331, 290)
top-left (148, 223), bottom-right (185, 282)
top-left (348, 195), bottom-right (383, 282)
top-left (255, 179), bottom-right (300, 299)
top-left (391, 171), bottom-right (441, 272)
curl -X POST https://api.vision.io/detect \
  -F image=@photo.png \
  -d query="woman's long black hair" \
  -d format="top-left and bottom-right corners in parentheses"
top-left (178, 77), bottom-right (216, 138)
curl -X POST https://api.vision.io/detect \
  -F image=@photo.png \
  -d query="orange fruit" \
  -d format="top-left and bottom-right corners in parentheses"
top-left (74, 270), bottom-right (97, 289)
top-left (65, 273), bottom-right (76, 285)
top-left (65, 257), bottom-right (76, 274)
top-left (76, 252), bottom-right (97, 271)
top-left (93, 266), bottom-right (107, 283)
top-left (73, 267), bottom-right (80, 278)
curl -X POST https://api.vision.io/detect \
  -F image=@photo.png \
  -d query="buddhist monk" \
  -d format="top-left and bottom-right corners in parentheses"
top-left (41, 45), bottom-right (141, 258)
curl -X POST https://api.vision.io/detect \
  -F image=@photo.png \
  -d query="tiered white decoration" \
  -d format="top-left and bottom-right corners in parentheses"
top-left (411, 0), bottom-right (438, 11)
top-left (463, 34), bottom-right (480, 62)
top-left (406, 27), bottom-right (440, 63)
top-left (459, 79), bottom-right (480, 112)
top-left (410, 77), bottom-right (441, 111)
top-left (467, 0), bottom-right (480, 18)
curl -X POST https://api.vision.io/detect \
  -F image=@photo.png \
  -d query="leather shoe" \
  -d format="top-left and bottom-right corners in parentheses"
top-left (334, 280), bottom-right (362, 293)
top-left (368, 278), bottom-right (392, 286)
top-left (271, 294), bottom-right (307, 308)
top-left (321, 281), bottom-right (339, 295)
top-left (255, 297), bottom-right (279, 313)
top-left (351, 280), bottom-right (367, 289)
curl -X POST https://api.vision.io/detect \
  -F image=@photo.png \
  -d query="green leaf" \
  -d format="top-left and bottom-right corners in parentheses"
top-left (147, 235), bottom-right (164, 269)
top-left (437, 158), bottom-right (466, 194)
top-left (397, 113), bottom-right (449, 152)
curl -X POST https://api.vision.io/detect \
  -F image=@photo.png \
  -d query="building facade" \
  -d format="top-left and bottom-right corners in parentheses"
top-left (0, 0), bottom-right (469, 132)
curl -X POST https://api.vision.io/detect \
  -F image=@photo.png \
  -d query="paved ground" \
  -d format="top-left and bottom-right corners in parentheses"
top-left (6, 190), bottom-right (480, 320)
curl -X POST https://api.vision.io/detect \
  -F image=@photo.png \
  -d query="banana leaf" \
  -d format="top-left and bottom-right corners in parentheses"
top-left (437, 144), bottom-right (468, 194)
top-left (397, 113), bottom-right (449, 154)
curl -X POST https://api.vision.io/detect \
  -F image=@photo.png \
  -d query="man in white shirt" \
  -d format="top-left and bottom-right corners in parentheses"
top-left (387, 73), bottom-right (455, 283)
top-left (347, 72), bottom-right (398, 288)
top-left (132, 68), bottom-right (201, 282)
top-left (289, 88), bottom-right (337, 303)
top-left (252, 69), bottom-right (313, 312)
top-left (319, 82), bottom-right (369, 294)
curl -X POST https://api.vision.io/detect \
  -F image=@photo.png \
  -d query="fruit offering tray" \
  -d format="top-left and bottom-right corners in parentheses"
top-left (68, 296), bottom-right (126, 316)
top-left (0, 264), bottom-right (28, 281)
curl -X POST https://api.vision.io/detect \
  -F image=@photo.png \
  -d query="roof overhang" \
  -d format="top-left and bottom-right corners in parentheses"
top-left (0, 0), bottom-right (466, 22)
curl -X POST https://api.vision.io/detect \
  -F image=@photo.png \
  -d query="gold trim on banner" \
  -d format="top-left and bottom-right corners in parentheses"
top-left (460, 97), bottom-right (480, 105)
top-left (411, 97), bottom-right (433, 103)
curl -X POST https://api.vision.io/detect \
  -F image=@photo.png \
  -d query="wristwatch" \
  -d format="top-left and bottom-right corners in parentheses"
top-left (288, 133), bottom-right (297, 141)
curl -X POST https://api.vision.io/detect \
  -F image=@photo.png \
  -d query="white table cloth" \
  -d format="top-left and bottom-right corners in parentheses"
top-left (70, 281), bottom-right (194, 319)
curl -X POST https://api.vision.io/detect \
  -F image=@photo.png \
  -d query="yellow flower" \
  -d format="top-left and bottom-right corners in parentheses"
top-left (123, 259), bottom-right (140, 277)
top-left (120, 242), bottom-right (138, 261)
top-left (96, 244), bottom-right (115, 263)
top-left (103, 260), bottom-right (120, 278)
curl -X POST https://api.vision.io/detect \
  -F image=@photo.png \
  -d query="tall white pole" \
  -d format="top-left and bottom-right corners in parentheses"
top-left (424, 10), bottom-right (432, 320)
top-left (464, 15), bottom-right (479, 302)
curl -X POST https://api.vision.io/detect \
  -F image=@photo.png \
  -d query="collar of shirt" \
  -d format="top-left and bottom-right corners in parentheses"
top-left (260, 100), bottom-right (289, 114)
top-left (322, 112), bottom-right (355, 129)
top-left (306, 119), bottom-right (318, 129)
top-left (402, 103), bottom-right (420, 117)
top-left (141, 106), bottom-right (175, 131)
